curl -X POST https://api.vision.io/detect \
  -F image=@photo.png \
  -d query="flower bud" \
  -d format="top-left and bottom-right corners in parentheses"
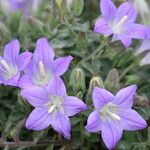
top-left (26, 16), bottom-right (44, 31)
top-left (70, 0), bottom-right (84, 16)
top-left (105, 68), bottom-right (120, 93)
top-left (88, 76), bottom-right (104, 95)
top-left (69, 68), bottom-right (85, 94)
top-left (134, 95), bottom-right (149, 108)
top-left (56, 0), bottom-right (63, 10)
top-left (66, 0), bottom-right (74, 11)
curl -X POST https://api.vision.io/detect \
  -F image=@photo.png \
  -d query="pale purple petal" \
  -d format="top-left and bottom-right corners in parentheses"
top-left (140, 52), bottom-right (150, 66)
top-left (46, 76), bottom-right (66, 97)
top-left (92, 87), bottom-right (114, 109)
top-left (136, 40), bottom-right (150, 55)
top-left (119, 109), bottom-right (147, 131)
top-left (5, 73), bottom-right (20, 86)
top-left (113, 85), bottom-right (137, 108)
top-left (18, 75), bottom-right (34, 89)
top-left (85, 110), bottom-right (102, 133)
top-left (4, 39), bottom-right (19, 66)
top-left (117, 34), bottom-right (132, 47)
top-left (115, 2), bottom-right (137, 24)
top-left (100, 0), bottom-right (117, 21)
top-left (94, 18), bottom-right (113, 36)
top-left (101, 120), bottom-right (123, 150)
top-left (51, 110), bottom-right (71, 139)
top-left (17, 50), bottom-right (32, 71)
top-left (26, 107), bottom-right (51, 130)
top-left (63, 96), bottom-right (87, 116)
top-left (126, 24), bottom-right (148, 39)
top-left (54, 56), bottom-right (73, 76)
top-left (33, 38), bottom-right (54, 69)
top-left (21, 86), bottom-right (49, 107)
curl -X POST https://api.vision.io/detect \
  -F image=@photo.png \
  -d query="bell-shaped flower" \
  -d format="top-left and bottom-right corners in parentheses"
top-left (21, 77), bottom-right (87, 139)
top-left (94, 0), bottom-right (149, 47)
top-left (0, 39), bottom-right (32, 86)
top-left (85, 85), bottom-right (147, 150)
top-left (0, 0), bottom-right (41, 16)
top-left (18, 37), bottom-right (73, 89)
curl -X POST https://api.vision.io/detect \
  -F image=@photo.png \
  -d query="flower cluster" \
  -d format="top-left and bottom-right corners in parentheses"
top-left (0, 0), bottom-right (149, 149)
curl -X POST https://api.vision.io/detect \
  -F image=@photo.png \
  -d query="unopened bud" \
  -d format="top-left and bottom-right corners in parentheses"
top-left (26, 16), bottom-right (44, 31)
top-left (70, 0), bottom-right (84, 16)
top-left (88, 76), bottom-right (104, 95)
top-left (105, 68), bottom-right (120, 93)
top-left (66, 0), bottom-right (74, 11)
top-left (69, 68), bottom-right (85, 94)
top-left (56, 0), bottom-right (63, 10)
top-left (134, 95), bottom-right (149, 108)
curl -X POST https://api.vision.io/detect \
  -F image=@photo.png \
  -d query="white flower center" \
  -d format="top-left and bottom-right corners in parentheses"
top-left (0, 60), bottom-right (17, 80)
top-left (111, 15), bottom-right (128, 34)
top-left (100, 102), bottom-right (121, 122)
top-left (34, 61), bottom-right (52, 86)
top-left (45, 95), bottom-right (64, 115)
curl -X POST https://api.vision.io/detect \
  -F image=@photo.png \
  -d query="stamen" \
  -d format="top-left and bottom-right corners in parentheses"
top-left (107, 111), bottom-right (121, 121)
top-left (48, 105), bottom-right (56, 113)
top-left (115, 15), bottom-right (128, 29)
top-left (0, 60), bottom-right (10, 73)
top-left (39, 61), bottom-right (47, 79)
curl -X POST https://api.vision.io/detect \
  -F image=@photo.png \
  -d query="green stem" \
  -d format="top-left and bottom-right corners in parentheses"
top-left (119, 63), bottom-right (136, 80)
top-left (76, 41), bottom-right (107, 67)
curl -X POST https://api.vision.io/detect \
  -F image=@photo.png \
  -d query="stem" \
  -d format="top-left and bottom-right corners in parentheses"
top-left (76, 41), bottom-right (107, 67)
top-left (0, 140), bottom-right (68, 148)
top-left (119, 63), bottom-right (135, 80)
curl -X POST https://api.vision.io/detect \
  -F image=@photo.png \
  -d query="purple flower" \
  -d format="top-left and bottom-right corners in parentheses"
top-left (5, 0), bottom-right (41, 15)
top-left (0, 39), bottom-right (32, 86)
top-left (21, 77), bottom-right (87, 139)
top-left (94, 0), bottom-right (149, 47)
top-left (18, 38), bottom-right (73, 89)
top-left (85, 85), bottom-right (147, 150)
top-left (140, 52), bottom-right (150, 66)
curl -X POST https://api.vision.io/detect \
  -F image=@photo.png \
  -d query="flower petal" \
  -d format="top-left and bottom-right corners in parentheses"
top-left (85, 110), bottom-right (102, 133)
top-left (117, 34), bottom-right (132, 47)
top-left (126, 24), bottom-right (148, 39)
top-left (5, 73), bottom-right (20, 86)
top-left (21, 86), bottom-right (49, 107)
top-left (94, 18), bottom-right (113, 36)
top-left (63, 96), bottom-right (87, 116)
top-left (33, 38), bottom-right (54, 69)
top-left (113, 85), bottom-right (137, 108)
top-left (136, 40), bottom-right (150, 55)
top-left (4, 39), bottom-right (19, 67)
top-left (92, 87), bottom-right (114, 109)
top-left (119, 109), bottom-right (147, 131)
top-left (115, 2), bottom-right (137, 24)
top-left (100, 0), bottom-right (117, 21)
top-left (17, 50), bottom-right (32, 71)
top-left (101, 120), bottom-right (123, 150)
top-left (140, 52), bottom-right (150, 66)
top-left (18, 75), bottom-right (34, 89)
top-left (46, 76), bottom-right (66, 96)
top-left (54, 56), bottom-right (73, 76)
top-left (26, 107), bottom-right (51, 130)
top-left (51, 110), bottom-right (71, 139)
